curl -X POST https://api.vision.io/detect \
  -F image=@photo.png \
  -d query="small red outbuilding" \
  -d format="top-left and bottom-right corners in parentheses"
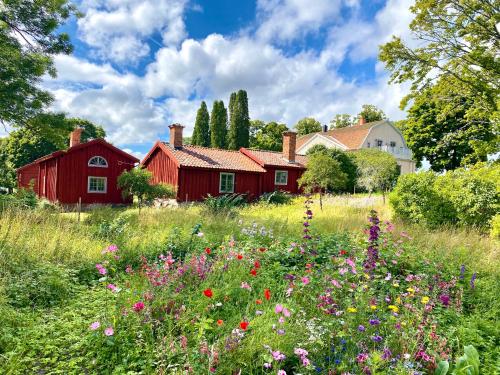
top-left (142, 124), bottom-right (307, 202)
top-left (16, 129), bottom-right (139, 205)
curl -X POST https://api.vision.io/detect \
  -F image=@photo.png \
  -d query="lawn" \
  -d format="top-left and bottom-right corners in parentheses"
top-left (0, 195), bottom-right (498, 374)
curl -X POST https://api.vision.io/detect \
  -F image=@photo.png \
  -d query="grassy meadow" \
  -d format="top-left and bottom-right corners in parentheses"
top-left (0, 195), bottom-right (498, 374)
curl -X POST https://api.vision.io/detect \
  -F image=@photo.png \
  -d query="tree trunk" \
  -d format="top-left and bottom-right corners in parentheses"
top-left (319, 191), bottom-right (323, 211)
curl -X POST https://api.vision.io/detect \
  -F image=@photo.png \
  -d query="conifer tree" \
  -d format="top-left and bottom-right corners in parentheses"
top-left (227, 92), bottom-right (238, 150)
top-left (192, 101), bottom-right (210, 147)
top-left (236, 90), bottom-right (250, 148)
top-left (210, 101), bottom-right (228, 149)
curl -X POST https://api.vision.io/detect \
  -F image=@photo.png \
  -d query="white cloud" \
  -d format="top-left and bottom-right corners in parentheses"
top-left (77, 0), bottom-right (187, 63)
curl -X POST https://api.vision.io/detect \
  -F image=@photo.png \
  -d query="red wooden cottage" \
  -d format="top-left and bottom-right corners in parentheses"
top-left (142, 124), bottom-right (306, 202)
top-left (17, 129), bottom-right (139, 205)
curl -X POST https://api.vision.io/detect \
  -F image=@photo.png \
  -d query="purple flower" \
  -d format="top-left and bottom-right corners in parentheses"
top-left (358, 324), bottom-right (366, 332)
top-left (439, 294), bottom-right (450, 306)
top-left (263, 363), bottom-right (272, 369)
top-left (371, 335), bottom-right (383, 342)
top-left (382, 348), bottom-right (392, 360)
top-left (272, 351), bottom-right (286, 361)
top-left (459, 264), bottom-right (465, 280)
top-left (369, 319), bottom-right (380, 326)
top-left (470, 272), bottom-right (477, 289)
top-left (89, 321), bottom-right (100, 330)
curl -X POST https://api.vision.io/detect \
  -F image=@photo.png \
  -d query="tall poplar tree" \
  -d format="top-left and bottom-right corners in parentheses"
top-left (210, 100), bottom-right (227, 148)
top-left (192, 101), bottom-right (210, 147)
top-left (227, 92), bottom-right (238, 150)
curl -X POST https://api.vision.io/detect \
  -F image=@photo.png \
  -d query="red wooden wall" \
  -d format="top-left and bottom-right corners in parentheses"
top-left (143, 147), bottom-right (179, 186)
top-left (261, 166), bottom-right (304, 194)
top-left (17, 164), bottom-right (39, 194)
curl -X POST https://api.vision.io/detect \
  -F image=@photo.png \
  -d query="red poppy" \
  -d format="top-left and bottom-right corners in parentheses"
top-left (250, 269), bottom-right (257, 276)
top-left (240, 321), bottom-right (249, 330)
top-left (216, 319), bottom-right (224, 326)
top-left (205, 248), bottom-right (212, 255)
top-left (305, 263), bottom-right (312, 269)
top-left (237, 254), bottom-right (243, 260)
top-left (259, 247), bottom-right (267, 252)
top-left (340, 249), bottom-right (348, 256)
top-left (264, 288), bottom-right (271, 301)
top-left (203, 289), bottom-right (213, 298)
top-left (256, 299), bottom-right (262, 305)
top-left (254, 260), bottom-right (261, 269)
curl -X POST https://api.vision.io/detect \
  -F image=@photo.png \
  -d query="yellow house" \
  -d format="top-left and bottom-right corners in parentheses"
top-left (296, 118), bottom-right (416, 174)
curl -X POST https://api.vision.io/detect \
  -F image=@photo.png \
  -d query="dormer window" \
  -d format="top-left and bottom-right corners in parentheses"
top-left (88, 156), bottom-right (108, 168)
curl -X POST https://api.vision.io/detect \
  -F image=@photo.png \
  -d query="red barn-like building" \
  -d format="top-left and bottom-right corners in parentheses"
top-left (16, 129), bottom-right (139, 205)
top-left (142, 124), bottom-right (306, 202)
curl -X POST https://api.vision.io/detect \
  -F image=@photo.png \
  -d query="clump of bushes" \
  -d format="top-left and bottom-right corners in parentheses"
top-left (202, 193), bottom-right (247, 215)
top-left (259, 190), bottom-right (292, 205)
top-left (390, 163), bottom-right (499, 231)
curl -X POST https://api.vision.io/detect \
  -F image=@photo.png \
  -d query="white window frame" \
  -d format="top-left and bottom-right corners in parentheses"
top-left (87, 176), bottom-right (107, 194)
top-left (219, 172), bottom-right (235, 193)
top-left (88, 156), bottom-right (108, 168)
top-left (274, 170), bottom-right (288, 185)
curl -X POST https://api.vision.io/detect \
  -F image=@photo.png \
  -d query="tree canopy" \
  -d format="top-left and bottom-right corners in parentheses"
top-left (227, 90), bottom-right (250, 150)
top-left (357, 104), bottom-right (386, 123)
top-left (249, 120), bottom-right (289, 151)
top-left (192, 101), bottom-right (210, 147)
top-left (379, 0), bottom-right (499, 170)
top-left (0, 0), bottom-right (76, 126)
top-left (295, 117), bottom-right (322, 136)
top-left (210, 100), bottom-right (227, 149)
top-left (329, 114), bottom-right (353, 129)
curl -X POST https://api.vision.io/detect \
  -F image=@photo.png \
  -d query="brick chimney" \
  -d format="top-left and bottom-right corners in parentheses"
top-left (69, 128), bottom-right (84, 148)
top-left (282, 131), bottom-right (297, 163)
top-left (358, 116), bottom-right (366, 126)
top-left (169, 123), bottom-right (184, 148)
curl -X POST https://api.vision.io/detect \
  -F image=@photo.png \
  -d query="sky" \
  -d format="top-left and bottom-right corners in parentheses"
top-left (39, 0), bottom-right (415, 159)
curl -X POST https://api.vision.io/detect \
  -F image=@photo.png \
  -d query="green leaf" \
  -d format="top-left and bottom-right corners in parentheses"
top-left (435, 361), bottom-right (449, 375)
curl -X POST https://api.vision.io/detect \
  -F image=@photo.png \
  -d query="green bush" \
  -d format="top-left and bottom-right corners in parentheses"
top-left (202, 193), bottom-right (247, 215)
top-left (390, 166), bottom-right (499, 231)
top-left (259, 190), bottom-right (293, 205)
top-left (490, 215), bottom-right (500, 239)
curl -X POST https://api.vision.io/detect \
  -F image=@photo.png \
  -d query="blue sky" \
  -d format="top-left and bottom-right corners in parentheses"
top-left (40, 0), bottom-right (414, 158)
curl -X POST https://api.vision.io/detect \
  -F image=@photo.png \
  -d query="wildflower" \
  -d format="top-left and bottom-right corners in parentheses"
top-left (385, 273), bottom-right (392, 281)
top-left (340, 249), bottom-right (348, 256)
top-left (347, 307), bottom-right (357, 313)
top-left (331, 279), bottom-right (341, 288)
top-left (205, 248), bottom-right (211, 255)
top-left (237, 254), bottom-right (243, 260)
top-left (264, 289), bottom-right (271, 300)
top-left (370, 305), bottom-right (377, 310)
top-left (294, 348), bottom-right (308, 357)
top-left (459, 264), bottom-right (465, 280)
top-left (203, 289), bottom-right (213, 298)
top-left (301, 276), bottom-right (310, 285)
top-left (240, 321), bottom-right (249, 330)
top-left (125, 265), bottom-right (133, 273)
top-left (275, 304), bottom-right (283, 314)
top-left (272, 351), bottom-right (286, 361)
top-left (406, 287), bottom-right (415, 293)
top-left (197, 232), bottom-right (204, 237)
top-left (388, 305), bottom-right (399, 313)
top-left (95, 264), bottom-right (107, 275)
top-left (283, 308), bottom-right (291, 317)
top-left (104, 327), bottom-right (114, 336)
top-left (277, 370), bottom-right (287, 375)
top-left (133, 301), bottom-right (145, 312)
top-left (470, 272), bottom-right (477, 289)
top-left (250, 269), bottom-right (257, 276)
top-left (89, 321), bottom-right (100, 330)
top-left (241, 281), bottom-right (252, 290)
top-left (421, 296), bottom-right (430, 304)
top-left (107, 283), bottom-right (118, 292)
top-left (256, 310), bottom-right (263, 315)
top-left (254, 260), bottom-right (261, 268)
top-left (264, 362), bottom-right (272, 369)
top-left (357, 353), bottom-right (369, 363)
top-left (339, 267), bottom-right (348, 275)
top-left (358, 324), bottom-right (366, 332)
top-left (382, 348), bottom-right (392, 360)
top-left (217, 319), bottom-right (224, 326)
top-left (256, 299), bottom-right (262, 304)
top-left (439, 294), bottom-right (450, 306)
top-left (372, 335), bottom-right (383, 342)
top-left (369, 319), bottom-right (380, 325)
top-left (259, 247), bottom-right (267, 252)
top-left (277, 329), bottom-right (285, 335)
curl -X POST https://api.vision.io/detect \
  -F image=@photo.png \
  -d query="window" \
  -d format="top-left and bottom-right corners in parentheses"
top-left (390, 141), bottom-right (396, 148)
top-left (275, 170), bottom-right (288, 185)
top-left (88, 156), bottom-right (108, 168)
top-left (88, 176), bottom-right (107, 193)
top-left (367, 142), bottom-right (370, 148)
top-left (376, 139), bottom-right (383, 148)
top-left (219, 173), bottom-right (235, 193)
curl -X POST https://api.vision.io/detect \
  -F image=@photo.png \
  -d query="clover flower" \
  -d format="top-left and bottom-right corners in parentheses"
top-left (89, 321), bottom-right (100, 330)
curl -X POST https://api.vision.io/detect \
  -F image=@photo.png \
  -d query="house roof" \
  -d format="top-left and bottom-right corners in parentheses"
top-left (240, 148), bottom-right (307, 169)
top-left (157, 143), bottom-right (266, 173)
top-left (296, 120), bottom-right (387, 151)
top-left (16, 138), bottom-right (139, 171)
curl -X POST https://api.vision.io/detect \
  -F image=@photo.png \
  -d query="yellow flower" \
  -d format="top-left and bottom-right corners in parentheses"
top-left (407, 287), bottom-right (415, 293)
top-left (396, 297), bottom-right (402, 304)
top-left (347, 307), bottom-right (357, 313)
top-left (363, 273), bottom-right (370, 280)
top-left (421, 296), bottom-right (430, 304)
top-left (388, 305), bottom-right (399, 313)
top-left (392, 283), bottom-right (399, 288)
top-left (370, 305), bottom-right (377, 310)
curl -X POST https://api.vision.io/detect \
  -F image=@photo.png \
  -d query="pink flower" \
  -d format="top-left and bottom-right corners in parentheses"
top-left (133, 301), bottom-right (145, 312)
top-left (89, 321), bottom-right (100, 330)
top-left (241, 281), bottom-right (252, 290)
top-left (301, 276), bottom-right (310, 285)
top-left (275, 304), bottom-right (283, 314)
top-left (346, 258), bottom-right (355, 268)
top-left (104, 327), bottom-right (114, 336)
top-left (282, 308), bottom-right (291, 317)
top-left (277, 370), bottom-right (287, 375)
top-left (331, 279), bottom-right (342, 288)
top-left (95, 264), bottom-right (107, 275)
top-left (107, 284), bottom-right (118, 292)
top-left (339, 267), bottom-right (348, 275)
top-left (108, 244), bottom-right (118, 253)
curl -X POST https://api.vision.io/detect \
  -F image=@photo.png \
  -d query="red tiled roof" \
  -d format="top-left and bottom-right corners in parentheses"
top-left (240, 148), bottom-right (307, 168)
top-left (296, 120), bottom-right (386, 151)
top-left (17, 139), bottom-right (139, 171)
top-left (161, 143), bottom-right (266, 173)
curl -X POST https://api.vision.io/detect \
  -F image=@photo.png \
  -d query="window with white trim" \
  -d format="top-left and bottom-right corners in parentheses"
top-left (219, 173), bottom-right (235, 193)
top-left (88, 176), bottom-right (107, 193)
top-left (88, 156), bottom-right (108, 168)
top-left (275, 170), bottom-right (288, 185)
top-left (376, 139), bottom-right (383, 148)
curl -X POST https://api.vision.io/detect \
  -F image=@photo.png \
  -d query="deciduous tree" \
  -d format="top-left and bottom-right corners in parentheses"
top-left (249, 120), bottom-right (289, 151)
top-left (329, 114), bottom-right (353, 129)
top-left (357, 105), bottom-right (386, 123)
top-left (295, 117), bottom-right (322, 136)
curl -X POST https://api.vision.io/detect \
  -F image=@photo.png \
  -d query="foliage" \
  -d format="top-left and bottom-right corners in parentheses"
top-left (192, 101), bottom-right (211, 147)
top-left (352, 149), bottom-right (399, 195)
top-left (295, 117), bottom-right (322, 136)
top-left (210, 100), bottom-right (228, 149)
top-left (306, 145), bottom-right (357, 193)
top-left (0, 0), bottom-right (76, 125)
top-left (259, 190), bottom-right (293, 205)
top-left (250, 120), bottom-right (289, 151)
top-left (390, 165), bottom-right (499, 231)
top-left (435, 345), bottom-right (480, 375)
top-left (227, 90), bottom-right (250, 150)
top-left (329, 114), bottom-right (353, 129)
top-left (357, 104), bottom-right (386, 123)
top-left (117, 168), bottom-right (176, 210)
top-left (202, 193), bottom-right (247, 215)
top-left (379, 0), bottom-right (499, 169)
top-left (5, 113), bottom-right (105, 168)
top-left (0, 138), bottom-right (16, 190)
top-left (490, 215), bottom-right (500, 239)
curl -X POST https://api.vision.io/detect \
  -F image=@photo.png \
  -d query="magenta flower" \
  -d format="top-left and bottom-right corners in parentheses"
top-left (275, 304), bottom-right (283, 314)
top-left (301, 276), bottom-right (310, 285)
top-left (331, 279), bottom-right (341, 288)
top-left (107, 283), bottom-right (118, 292)
top-left (95, 264), bottom-right (107, 275)
top-left (133, 301), bottom-right (145, 312)
top-left (282, 308), bottom-right (291, 317)
top-left (272, 351), bottom-right (286, 361)
top-left (89, 321), bottom-right (100, 330)
top-left (277, 370), bottom-right (287, 375)
top-left (104, 327), bottom-right (114, 336)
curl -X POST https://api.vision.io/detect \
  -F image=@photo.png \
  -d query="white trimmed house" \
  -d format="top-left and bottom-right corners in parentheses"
top-left (296, 119), bottom-right (416, 174)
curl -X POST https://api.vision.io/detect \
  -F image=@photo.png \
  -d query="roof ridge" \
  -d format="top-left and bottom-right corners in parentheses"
top-left (163, 142), bottom-right (246, 154)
